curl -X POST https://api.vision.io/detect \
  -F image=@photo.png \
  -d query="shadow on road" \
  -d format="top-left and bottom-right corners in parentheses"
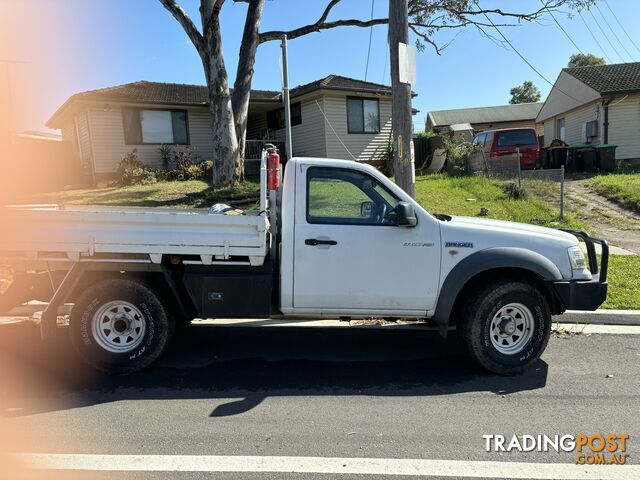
top-left (0, 322), bottom-right (548, 418)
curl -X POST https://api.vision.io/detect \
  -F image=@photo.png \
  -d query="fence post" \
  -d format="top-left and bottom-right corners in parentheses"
top-left (560, 165), bottom-right (565, 219)
top-left (480, 148), bottom-right (489, 175)
top-left (516, 147), bottom-right (521, 188)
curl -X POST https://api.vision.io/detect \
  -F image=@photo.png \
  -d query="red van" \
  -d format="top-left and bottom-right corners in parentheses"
top-left (473, 128), bottom-right (540, 169)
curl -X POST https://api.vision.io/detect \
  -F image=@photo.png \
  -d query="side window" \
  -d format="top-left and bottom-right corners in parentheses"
top-left (473, 133), bottom-right (486, 146)
top-left (484, 132), bottom-right (494, 151)
top-left (307, 167), bottom-right (400, 226)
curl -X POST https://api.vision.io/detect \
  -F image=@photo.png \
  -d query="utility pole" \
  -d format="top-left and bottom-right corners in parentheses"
top-left (280, 35), bottom-right (293, 160)
top-left (389, 0), bottom-right (415, 198)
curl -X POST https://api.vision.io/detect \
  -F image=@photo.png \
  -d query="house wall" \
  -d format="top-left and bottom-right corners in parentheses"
top-left (75, 112), bottom-right (93, 169)
top-left (607, 93), bottom-right (640, 161)
top-left (537, 71), bottom-right (601, 122)
top-left (246, 112), bottom-right (269, 139)
top-left (540, 100), bottom-right (603, 146)
top-left (319, 94), bottom-right (392, 162)
top-left (274, 96), bottom-right (327, 158)
top-left (86, 105), bottom-right (213, 173)
top-left (60, 94), bottom-right (393, 176)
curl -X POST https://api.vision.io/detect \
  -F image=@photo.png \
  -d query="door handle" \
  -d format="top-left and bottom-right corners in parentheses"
top-left (305, 238), bottom-right (338, 246)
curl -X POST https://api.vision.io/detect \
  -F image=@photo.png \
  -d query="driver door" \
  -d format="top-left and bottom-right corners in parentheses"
top-left (292, 165), bottom-right (440, 314)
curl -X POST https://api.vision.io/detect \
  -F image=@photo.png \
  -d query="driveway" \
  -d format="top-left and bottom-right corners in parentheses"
top-left (565, 178), bottom-right (640, 254)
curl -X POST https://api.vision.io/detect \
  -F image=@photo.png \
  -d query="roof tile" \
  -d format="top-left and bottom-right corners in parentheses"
top-left (564, 62), bottom-right (640, 94)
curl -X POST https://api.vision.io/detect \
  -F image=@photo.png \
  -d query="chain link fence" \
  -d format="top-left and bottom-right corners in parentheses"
top-left (468, 149), bottom-right (566, 219)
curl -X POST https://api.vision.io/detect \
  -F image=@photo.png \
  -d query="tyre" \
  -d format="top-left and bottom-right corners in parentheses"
top-left (457, 280), bottom-right (551, 374)
top-left (70, 279), bottom-right (173, 374)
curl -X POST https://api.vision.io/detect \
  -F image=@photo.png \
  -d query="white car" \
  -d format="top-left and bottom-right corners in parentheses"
top-left (0, 155), bottom-right (608, 375)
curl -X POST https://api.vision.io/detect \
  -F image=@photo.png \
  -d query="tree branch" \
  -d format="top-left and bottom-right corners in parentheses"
top-left (158, 0), bottom-right (205, 54)
top-left (260, 17), bottom-right (388, 43)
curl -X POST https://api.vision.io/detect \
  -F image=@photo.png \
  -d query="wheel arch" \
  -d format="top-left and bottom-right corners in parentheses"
top-left (67, 265), bottom-right (195, 322)
top-left (433, 247), bottom-right (564, 336)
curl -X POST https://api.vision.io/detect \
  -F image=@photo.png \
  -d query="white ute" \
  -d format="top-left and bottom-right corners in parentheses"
top-left (0, 155), bottom-right (608, 374)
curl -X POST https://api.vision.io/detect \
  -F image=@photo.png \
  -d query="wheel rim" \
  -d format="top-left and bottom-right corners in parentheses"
top-left (92, 300), bottom-right (146, 353)
top-left (489, 303), bottom-right (534, 355)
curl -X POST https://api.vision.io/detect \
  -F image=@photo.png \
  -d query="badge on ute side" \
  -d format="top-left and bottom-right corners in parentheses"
top-left (445, 242), bottom-right (473, 248)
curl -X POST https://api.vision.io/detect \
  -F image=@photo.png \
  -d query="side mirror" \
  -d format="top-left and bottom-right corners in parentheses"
top-left (396, 202), bottom-right (417, 227)
top-left (360, 201), bottom-right (375, 218)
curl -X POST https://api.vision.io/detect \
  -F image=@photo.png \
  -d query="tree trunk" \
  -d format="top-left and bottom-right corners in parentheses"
top-left (203, 12), bottom-right (241, 187)
top-left (232, 0), bottom-right (265, 181)
top-left (389, 0), bottom-right (415, 198)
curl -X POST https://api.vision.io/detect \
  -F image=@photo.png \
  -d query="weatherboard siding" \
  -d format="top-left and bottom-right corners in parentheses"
top-left (76, 112), bottom-right (93, 168)
top-left (540, 100), bottom-right (602, 146)
top-left (608, 93), bottom-right (640, 161)
top-left (87, 106), bottom-right (213, 173)
top-left (321, 94), bottom-right (392, 162)
top-left (273, 97), bottom-right (327, 158)
top-left (536, 71), bottom-right (600, 122)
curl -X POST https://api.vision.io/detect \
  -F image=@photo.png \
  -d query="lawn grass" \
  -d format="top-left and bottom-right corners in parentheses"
top-left (26, 180), bottom-right (261, 209)
top-left (602, 255), bottom-right (640, 310)
top-left (586, 173), bottom-right (640, 213)
top-left (414, 174), bottom-right (584, 229)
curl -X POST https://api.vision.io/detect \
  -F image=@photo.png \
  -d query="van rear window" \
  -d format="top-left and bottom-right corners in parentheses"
top-left (496, 130), bottom-right (537, 147)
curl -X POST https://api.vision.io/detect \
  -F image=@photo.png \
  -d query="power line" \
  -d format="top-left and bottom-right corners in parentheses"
top-left (588, 8), bottom-right (624, 62)
top-left (364, 0), bottom-right (375, 81)
top-left (543, 3), bottom-right (583, 54)
top-left (595, 3), bottom-right (634, 61)
top-left (578, 10), bottom-right (612, 63)
top-left (475, 3), bottom-right (583, 104)
top-left (602, 0), bottom-right (640, 57)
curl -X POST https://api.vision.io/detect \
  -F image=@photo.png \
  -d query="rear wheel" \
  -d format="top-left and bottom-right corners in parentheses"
top-left (457, 281), bottom-right (551, 374)
top-left (70, 279), bottom-right (173, 374)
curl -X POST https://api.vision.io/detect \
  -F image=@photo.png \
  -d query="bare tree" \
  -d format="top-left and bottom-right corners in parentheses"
top-left (160, 0), bottom-right (594, 187)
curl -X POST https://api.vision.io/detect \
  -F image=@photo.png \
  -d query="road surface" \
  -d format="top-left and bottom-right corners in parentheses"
top-left (0, 321), bottom-right (638, 479)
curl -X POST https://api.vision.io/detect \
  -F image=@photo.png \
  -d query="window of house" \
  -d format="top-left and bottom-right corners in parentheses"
top-left (347, 97), bottom-right (380, 133)
top-left (122, 108), bottom-right (189, 145)
top-left (556, 118), bottom-right (566, 141)
top-left (267, 102), bottom-right (302, 130)
top-left (307, 167), bottom-right (399, 226)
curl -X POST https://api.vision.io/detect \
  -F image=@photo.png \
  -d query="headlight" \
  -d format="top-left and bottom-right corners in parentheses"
top-left (568, 246), bottom-right (587, 270)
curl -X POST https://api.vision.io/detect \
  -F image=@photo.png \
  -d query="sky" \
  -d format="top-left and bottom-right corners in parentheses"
top-left (1, 0), bottom-right (640, 134)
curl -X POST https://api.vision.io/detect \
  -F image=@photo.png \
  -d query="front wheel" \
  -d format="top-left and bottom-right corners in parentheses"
top-left (457, 281), bottom-right (551, 374)
top-left (70, 279), bottom-right (173, 374)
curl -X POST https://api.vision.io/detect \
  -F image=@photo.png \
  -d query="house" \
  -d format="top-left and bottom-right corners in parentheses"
top-left (536, 62), bottom-right (640, 165)
top-left (47, 75), bottom-right (404, 181)
top-left (426, 102), bottom-right (543, 136)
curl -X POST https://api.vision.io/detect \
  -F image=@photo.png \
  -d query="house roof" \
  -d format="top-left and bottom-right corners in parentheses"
top-left (564, 62), bottom-right (640, 94)
top-left (59, 81), bottom-right (280, 107)
top-left (48, 75), bottom-right (400, 128)
top-left (427, 102), bottom-right (542, 127)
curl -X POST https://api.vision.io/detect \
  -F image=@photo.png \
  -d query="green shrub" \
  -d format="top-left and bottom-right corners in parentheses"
top-left (158, 144), bottom-right (173, 169)
top-left (174, 145), bottom-right (194, 169)
top-left (504, 181), bottom-right (527, 200)
top-left (441, 136), bottom-right (478, 175)
top-left (117, 149), bottom-right (157, 186)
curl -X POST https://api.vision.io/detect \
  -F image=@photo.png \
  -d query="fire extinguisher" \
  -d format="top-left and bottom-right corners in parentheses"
top-left (266, 145), bottom-right (281, 190)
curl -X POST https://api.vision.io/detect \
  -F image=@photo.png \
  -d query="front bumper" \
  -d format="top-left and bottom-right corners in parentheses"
top-left (553, 230), bottom-right (609, 311)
